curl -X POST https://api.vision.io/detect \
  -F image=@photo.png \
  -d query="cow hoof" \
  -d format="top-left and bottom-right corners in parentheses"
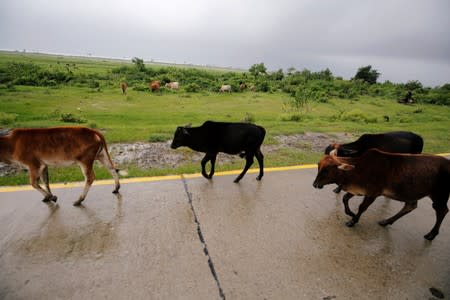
top-left (112, 189), bottom-right (120, 194)
top-left (345, 220), bottom-right (356, 227)
top-left (73, 200), bottom-right (83, 207)
top-left (378, 220), bottom-right (391, 227)
top-left (233, 178), bottom-right (241, 183)
top-left (424, 232), bottom-right (436, 241)
top-left (42, 196), bottom-right (52, 203)
top-left (333, 187), bottom-right (341, 194)
top-left (51, 195), bottom-right (58, 202)
top-left (256, 175), bottom-right (263, 181)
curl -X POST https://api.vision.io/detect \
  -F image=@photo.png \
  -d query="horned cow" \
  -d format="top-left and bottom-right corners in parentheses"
top-left (313, 149), bottom-right (450, 240)
top-left (0, 127), bottom-right (120, 206)
top-left (324, 131), bottom-right (424, 205)
top-left (170, 121), bottom-right (265, 183)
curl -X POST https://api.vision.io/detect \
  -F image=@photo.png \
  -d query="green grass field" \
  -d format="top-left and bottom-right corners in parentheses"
top-left (0, 52), bottom-right (449, 186)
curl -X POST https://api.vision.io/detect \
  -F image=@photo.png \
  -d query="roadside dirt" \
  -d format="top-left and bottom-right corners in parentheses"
top-left (0, 132), bottom-right (354, 176)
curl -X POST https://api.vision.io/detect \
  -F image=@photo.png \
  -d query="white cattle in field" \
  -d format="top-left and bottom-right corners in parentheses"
top-left (219, 84), bottom-right (232, 93)
top-left (165, 82), bottom-right (179, 90)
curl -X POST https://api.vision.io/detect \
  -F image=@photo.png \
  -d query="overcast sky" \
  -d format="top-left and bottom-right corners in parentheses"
top-left (1, 0), bottom-right (449, 86)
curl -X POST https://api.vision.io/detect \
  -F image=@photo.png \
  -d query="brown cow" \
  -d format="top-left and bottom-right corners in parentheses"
top-left (120, 82), bottom-right (128, 94)
top-left (0, 127), bottom-right (120, 206)
top-left (239, 82), bottom-right (247, 92)
top-left (313, 149), bottom-right (450, 240)
top-left (150, 80), bottom-right (161, 92)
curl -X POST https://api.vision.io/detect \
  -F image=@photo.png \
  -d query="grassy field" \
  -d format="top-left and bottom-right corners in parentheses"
top-left (0, 53), bottom-right (449, 186)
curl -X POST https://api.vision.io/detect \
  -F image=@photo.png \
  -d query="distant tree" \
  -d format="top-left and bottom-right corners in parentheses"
top-left (132, 57), bottom-right (145, 72)
top-left (353, 65), bottom-right (380, 84)
top-left (287, 67), bottom-right (296, 76)
top-left (404, 80), bottom-right (423, 91)
top-left (271, 69), bottom-right (284, 81)
top-left (249, 63), bottom-right (267, 77)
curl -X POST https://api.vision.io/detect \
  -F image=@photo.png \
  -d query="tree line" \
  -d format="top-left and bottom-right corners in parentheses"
top-left (0, 57), bottom-right (448, 106)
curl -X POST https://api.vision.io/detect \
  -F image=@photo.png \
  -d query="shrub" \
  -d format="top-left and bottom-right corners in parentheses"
top-left (184, 83), bottom-right (200, 93)
top-left (241, 112), bottom-right (256, 123)
top-left (331, 109), bottom-right (378, 123)
top-left (0, 112), bottom-right (17, 125)
top-left (60, 113), bottom-right (86, 123)
top-left (148, 133), bottom-right (169, 142)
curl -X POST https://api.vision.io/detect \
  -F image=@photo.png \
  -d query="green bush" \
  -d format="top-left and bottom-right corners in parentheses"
top-left (0, 112), bottom-right (17, 125)
top-left (331, 109), bottom-right (378, 123)
top-left (60, 113), bottom-right (86, 123)
top-left (184, 83), bottom-right (200, 93)
top-left (149, 134), bottom-right (169, 142)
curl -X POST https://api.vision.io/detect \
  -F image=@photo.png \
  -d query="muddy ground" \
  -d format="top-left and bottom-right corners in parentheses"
top-left (0, 132), bottom-right (354, 176)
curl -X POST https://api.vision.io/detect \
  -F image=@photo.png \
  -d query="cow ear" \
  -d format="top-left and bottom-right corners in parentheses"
top-left (338, 163), bottom-right (355, 171)
top-left (185, 123), bottom-right (192, 128)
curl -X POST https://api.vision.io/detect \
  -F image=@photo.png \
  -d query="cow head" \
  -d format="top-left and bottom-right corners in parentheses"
top-left (324, 143), bottom-right (339, 155)
top-left (170, 126), bottom-right (190, 149)
top-left (312, 155), bottom-right (355, 189)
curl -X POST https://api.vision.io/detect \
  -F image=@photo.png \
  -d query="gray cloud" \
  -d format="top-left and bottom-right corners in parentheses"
top-left (1, 0), bottom-right (449, 85)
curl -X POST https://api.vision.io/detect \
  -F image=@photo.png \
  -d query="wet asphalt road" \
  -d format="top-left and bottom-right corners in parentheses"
top-left (0, 167), bottom-right (449, 299)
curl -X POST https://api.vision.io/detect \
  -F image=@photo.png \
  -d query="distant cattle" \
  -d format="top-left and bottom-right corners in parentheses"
top-left (313, 149), bottom-right (450, 240)
top-left (325, 131), bottom-right (424, 198)
top-left (165, 82), bottom-right (179, 90)
top-left (239, 82), bottom-right (247, 92)
top-left (0, 127), bottom-right (120, 206)
top-left (170, 121), bottom-right (266, 183)
top-left (120, 82), bottom-right (128, 94)
top-left (219, 85), bottom-right (232, 93)
top-left (150, 80), bottom-right (161, 92)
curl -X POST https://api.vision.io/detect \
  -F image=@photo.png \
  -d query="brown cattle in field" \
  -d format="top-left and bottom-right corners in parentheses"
top-left (150, 80), bottom-right (161, 92)
top-left (165, 82), bottom-right (179, 90)
top-left (313, 149), bottom-right (450, 240)
top-left (0, 127), bottom-right (120, 206)
top-left (239, 82), bottom-right (247, 92)
top-left (120, 82), bottom-right (128, 94)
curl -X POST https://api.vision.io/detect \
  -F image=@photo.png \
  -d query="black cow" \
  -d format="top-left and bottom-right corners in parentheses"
top-left (325, 131), bottom-right (423, 157)
top-left (170, 121), bottom-right (266, 183)
top-left (325, 131), bottom-right (423, 194)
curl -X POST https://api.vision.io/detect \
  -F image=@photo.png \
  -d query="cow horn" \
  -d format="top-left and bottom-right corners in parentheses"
top-left (329, 149), bottom-right (338, 156)
top-left (338, 163), bottom-right (355, 171)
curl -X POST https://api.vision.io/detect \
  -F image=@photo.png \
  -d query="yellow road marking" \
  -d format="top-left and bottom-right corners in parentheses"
top-left (0, 153), bottom-right (448, 193)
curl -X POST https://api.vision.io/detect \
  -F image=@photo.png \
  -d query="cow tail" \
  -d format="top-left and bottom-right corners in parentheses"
top-left (94, 131), bottom-right (118, 172)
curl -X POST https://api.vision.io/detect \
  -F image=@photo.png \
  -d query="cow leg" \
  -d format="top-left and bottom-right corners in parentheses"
top-left (424, 196), bottom-right (449, 240)
top-left (255, 149), bottom-right (264, 181)
top-left (28, 163), bottom-right (55, 203)
top-left (41, 165), bottom-right (57, 202)
top-left (378, 200), bottom-right (417, 227)
top-left (201, 153), bottom-right (215, 179)
top-left (97, 149), bottom-right (120, 193)
top-left (208, 154), bottom-right (217, 179)
top-left (342, 192), bottom-right (356, 217)
top-left (333, 185), bottom-right (343, 194)
top-left (234, 152), bottom-right (254, 183)
top-left (73, 161), bottom-right (95, 206)
top-left (346, 196), bottom-right (376, 227)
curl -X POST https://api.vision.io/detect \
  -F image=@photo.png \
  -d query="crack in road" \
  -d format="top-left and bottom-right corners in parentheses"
top-left (181, 175), bottom-right (226, 300)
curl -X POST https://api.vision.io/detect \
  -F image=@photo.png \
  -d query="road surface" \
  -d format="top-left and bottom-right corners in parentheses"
top-left (0, 166), bottom-right (449, 299)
